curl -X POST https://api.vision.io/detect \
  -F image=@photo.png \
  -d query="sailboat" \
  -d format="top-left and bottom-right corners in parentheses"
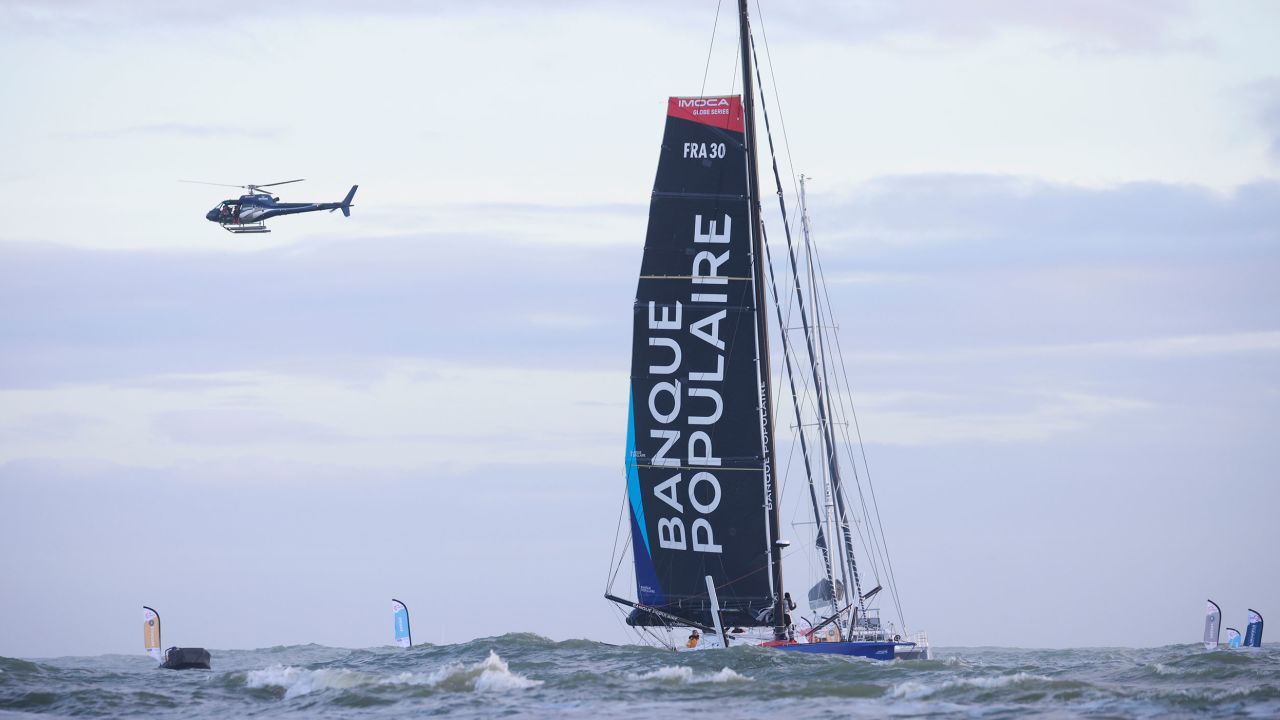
top-left (604, 0), bottom-right (928, 661)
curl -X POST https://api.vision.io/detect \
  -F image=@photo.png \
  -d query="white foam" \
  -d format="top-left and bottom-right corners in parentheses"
top-left (889, 680), bottom-right (935, 699)
top-left (245, 650), bottom-right (540, 699)
top-left (632, 666), bottom-right (694, 682)
top-left (890, 672), bottom-right (1050, 699)
top-left (630, 665), bottom-right (750, 684)
top-left (246, 665), bottom-right (368, 700)
top-left (703, 667), bottom-right (750, 683)
top-left (959, 672), bottom-right (1050, 689)
top-left (471, 651), bottom-right (542, 691)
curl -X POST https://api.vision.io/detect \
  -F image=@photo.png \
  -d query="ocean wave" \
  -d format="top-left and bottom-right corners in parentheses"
top-left (0, 657), bottom-right (43, 675)
top-left (891, 672), bottom-right (1053, 699)
top-left (244, 650), bottom-right (540, 699)
top-left (629, 665), bottom-right (750, 684)
top-left (246, 665), bottom-right (369, 700)
top-left (428, 651), bottom-right (542, 692)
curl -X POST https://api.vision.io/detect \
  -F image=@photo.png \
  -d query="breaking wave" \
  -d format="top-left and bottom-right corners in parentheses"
top-left (629, 665), bottom-right (750, 684)
top-left (4, 639), bottom-right (1277, 718)
top-left (244, 650), bottom-right (540, 699)
top-left (890, 672), bottom-right (1054, 699)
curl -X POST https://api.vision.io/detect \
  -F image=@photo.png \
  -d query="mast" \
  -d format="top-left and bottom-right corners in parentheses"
top-left (738, 0), bottom-right (787, 641)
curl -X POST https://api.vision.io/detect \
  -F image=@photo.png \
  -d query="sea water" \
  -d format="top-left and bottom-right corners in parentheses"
top-left (2, 634), bottom-right (1277, 718)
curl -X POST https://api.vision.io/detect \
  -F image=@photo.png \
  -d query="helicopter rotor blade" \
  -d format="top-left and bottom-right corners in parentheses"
top-left (179, 180), bottom-right (249, 189)
top-left (255, 178), bottom-right (306, 189)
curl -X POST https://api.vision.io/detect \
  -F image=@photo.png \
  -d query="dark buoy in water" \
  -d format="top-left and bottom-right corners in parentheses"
top-left (142, 606), bottom-right (211, 670)
top-left (161, 646), bottom-right (211, 670)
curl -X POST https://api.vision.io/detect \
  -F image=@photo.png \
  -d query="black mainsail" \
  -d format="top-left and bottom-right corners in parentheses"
top-left (617, 93), bottom-right (782, 631)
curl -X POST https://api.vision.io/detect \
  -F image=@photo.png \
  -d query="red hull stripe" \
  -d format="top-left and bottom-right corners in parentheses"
top-left (667, 96), bottom-right (744, 133)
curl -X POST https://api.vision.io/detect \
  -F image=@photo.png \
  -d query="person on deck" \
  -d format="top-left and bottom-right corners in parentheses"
top-left (686, 630), bottom-right (700, 649)
top-left (783, 592), bottom-right (797, 624)
top-left (783, 592), bottom-right (797, 640)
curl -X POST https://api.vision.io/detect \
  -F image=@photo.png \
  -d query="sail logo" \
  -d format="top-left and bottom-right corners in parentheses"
top-left (677, 98), bottom-right (730, 108)
top-left (677, 97), bottom-right (732, 119)
top-left (643, 213), bottom-right (734, 556)
top-left (683, 143), bottom-right (726, 159)
top-left (759, 379), bottom-right (772, 511)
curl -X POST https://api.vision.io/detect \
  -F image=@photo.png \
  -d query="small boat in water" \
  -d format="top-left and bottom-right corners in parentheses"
top-left (142, 606), bottom-right (211, 670)
top-left (604, 0), bottom-right (928, 661)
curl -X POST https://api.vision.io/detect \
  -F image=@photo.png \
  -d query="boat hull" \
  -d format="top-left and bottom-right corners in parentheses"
top-left (772, 640), bottom-right (900, 660)
top-left (160, 647), bottom-right (211, 670)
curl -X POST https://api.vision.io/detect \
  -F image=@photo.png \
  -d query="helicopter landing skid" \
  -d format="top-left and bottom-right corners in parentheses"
top-left (221, 222), bottom-right (270, 234)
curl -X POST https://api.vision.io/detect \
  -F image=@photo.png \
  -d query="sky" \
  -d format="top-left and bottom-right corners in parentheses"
top-left (1, 0), bottom-right (1278, 657)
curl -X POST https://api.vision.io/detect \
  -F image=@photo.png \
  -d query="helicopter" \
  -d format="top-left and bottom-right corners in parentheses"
top-left (182, 179), bottom-right (358, 233)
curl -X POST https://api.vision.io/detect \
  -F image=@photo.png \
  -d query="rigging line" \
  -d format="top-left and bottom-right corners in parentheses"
top-left (728, 23), bottom-right (741, 98)
top-left (795, 173), bottom-right (901, 624)
top-left (798, 249), bottom-right (890, 602)
top-left (753, 0), bottom-right (802, 211)
top-left (700, 0), bottom-right (725, 97)
top-left (606, 473), bottom-right (631, 591)
top-left (804, 244), bottom-right (899, 624)
top-left (778, 400), bottom-right (804, 506)
top-left (830, 364), bottom-right (903, 625)
top-left (608, 525), bottom-right (633, 597)
top-left (802, 230), bottom-right (885, 589)
top-left (749, 31), bottom-right (866, 624)
top-left (814, 295), bottom-right (906, 628)
top-left (761, 221), bottom-right (835, 591)
top-left (807, 218), bottom-right (908, 628)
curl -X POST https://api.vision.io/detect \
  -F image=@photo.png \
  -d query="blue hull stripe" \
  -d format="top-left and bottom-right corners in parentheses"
top-left (774, 641), bottom-right (899, 660)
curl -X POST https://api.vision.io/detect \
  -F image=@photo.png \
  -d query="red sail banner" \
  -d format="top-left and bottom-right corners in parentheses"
top-left (667, 96), bottom-right (745, 133)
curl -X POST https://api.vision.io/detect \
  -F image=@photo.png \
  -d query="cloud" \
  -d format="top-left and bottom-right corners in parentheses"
top-left (73, 123), bottom-right (287, 141)
top-left (847, 330), bottom-right (1280, 365)
top-left (1253, 77), bottom-right (1280, 164)
top-left (152, 408), bottom-right (345, 445)
top-left (1, 411), bottom-right (102, 441)
top-left (756, 0), bottom-right (1203, 53)
top-left (858, 389), bottom-right (1150, 445)
top-left (0, 362), bottom-right (625, 470)
top-left (2, 175), bottom-right (1276, 391)
top-left (0, 233), bottom-right (637, 389)
top-left (816, 175), bottom-right (1280, 262)
top-left (2, 0), bottom-right (1202, 53)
